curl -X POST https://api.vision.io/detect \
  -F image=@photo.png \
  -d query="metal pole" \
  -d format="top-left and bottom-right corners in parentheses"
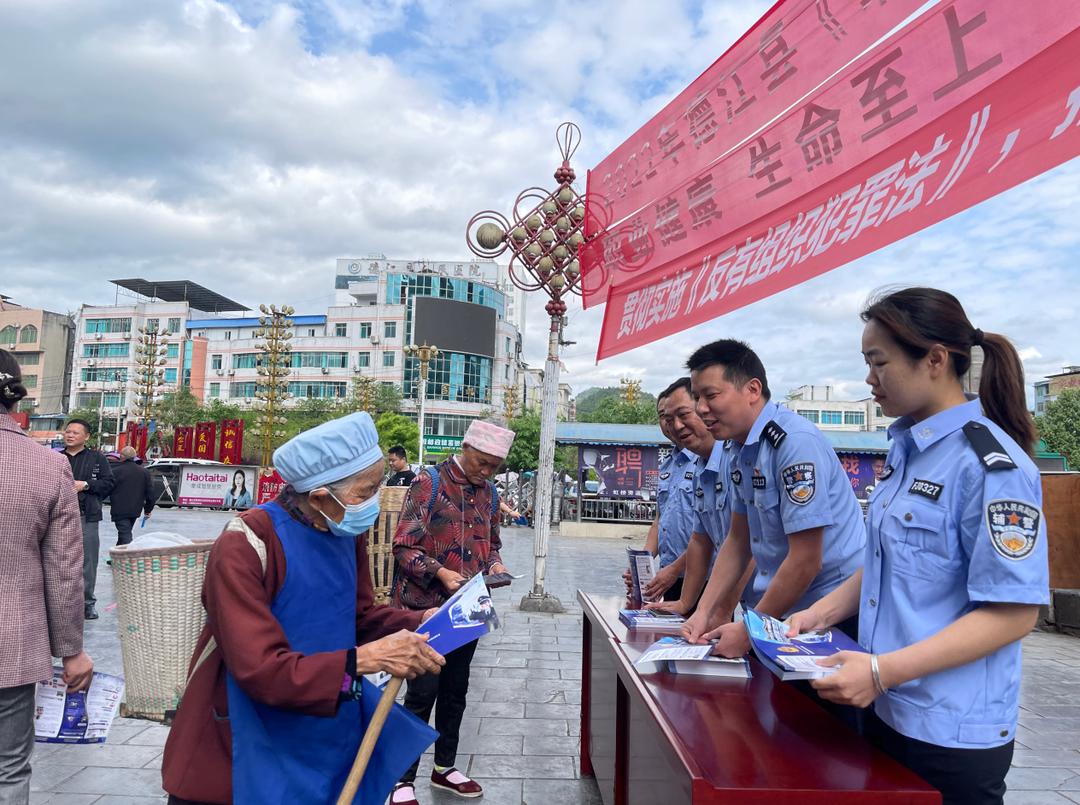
top-left (417, 359), bottom-right (427, 466)
top-left (520, 315), bottom-right (564, 612)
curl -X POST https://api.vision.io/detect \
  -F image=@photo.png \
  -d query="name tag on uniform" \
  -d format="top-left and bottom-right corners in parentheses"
top-left (684, 471), bottom-right (695, 480)
top-left (909, 478), bottom-right (944, 501)
top-left (752, 475), bottom-right (766, 489)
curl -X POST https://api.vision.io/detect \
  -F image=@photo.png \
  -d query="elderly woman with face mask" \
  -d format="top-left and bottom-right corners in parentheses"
top-left (162, 412), bottom-right (445, 805)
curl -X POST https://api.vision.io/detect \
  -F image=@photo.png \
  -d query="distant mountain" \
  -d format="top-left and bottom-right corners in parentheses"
top-left (574, 386), bottom-right (657, 419)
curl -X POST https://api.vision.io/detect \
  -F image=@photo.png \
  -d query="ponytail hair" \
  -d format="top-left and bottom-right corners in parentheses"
top-left (0, 349), bottom-right (28, 412)
top-left (861, 288), bottom-right (1036, 454)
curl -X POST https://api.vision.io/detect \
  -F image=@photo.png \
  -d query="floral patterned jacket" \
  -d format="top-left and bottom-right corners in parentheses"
top-left (390, 457), bottom-right (502, 611)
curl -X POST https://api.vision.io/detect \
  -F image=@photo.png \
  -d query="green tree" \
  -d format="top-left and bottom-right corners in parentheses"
top-left (375, 411), bottom-right (418, 458)
top-left (1037, 388), bottom-right (1080, 467)
top-left (578, 396), bottom-right (658, 425)
top-left (575, 386), bottom-right (657, 419)
top-left (505, 412), bottom-right (541, 472)
top-left (373, 382), bottom-right (403, 415)
top-left (154, 387), bottom-right (203, 431)
top-left (283, 397), bottom-right (340, 439)
top-left (202, 399), bottom-right (243, 422)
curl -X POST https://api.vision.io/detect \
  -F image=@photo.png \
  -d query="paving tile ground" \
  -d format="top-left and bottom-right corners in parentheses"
top-left (27, 508), bottom-right (1080, 804)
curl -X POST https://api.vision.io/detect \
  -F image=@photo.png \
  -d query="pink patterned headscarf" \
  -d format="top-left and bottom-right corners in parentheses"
top-left (463, 420), bottom-right (515, 458)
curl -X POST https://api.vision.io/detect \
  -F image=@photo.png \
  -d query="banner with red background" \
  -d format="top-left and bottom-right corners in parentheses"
top-left (194, 421), bottom-right (217, 461)
top-left (257, 468), bottom-right (285, 505)
top-left (218, 419), bottom-right (244, 465)
top-left (584, 0), bottom-right (1080, 309)
top-left (173, 426), bottom-right (194, 458)
top-left (585, 0), bottom-right (929, 309)
top-left (597, 25), bottom-right (1080, 358)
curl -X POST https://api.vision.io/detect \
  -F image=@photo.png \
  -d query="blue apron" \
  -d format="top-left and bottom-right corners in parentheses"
top-left (226, 500), bottom-right (443, 805)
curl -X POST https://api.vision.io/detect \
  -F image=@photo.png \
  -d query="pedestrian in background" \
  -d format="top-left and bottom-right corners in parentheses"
top-left (108, 446), bottom-right (155, 547)
top-left (62, 418), bottom-right (115, 620)
top-left (386, 445), bottom-right (416, 487)
top-left (0, 351), bottom-right (94, 805)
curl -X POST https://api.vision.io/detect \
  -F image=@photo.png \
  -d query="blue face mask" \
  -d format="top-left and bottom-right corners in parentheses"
top-left (321, 490), bottom-right (381, 536)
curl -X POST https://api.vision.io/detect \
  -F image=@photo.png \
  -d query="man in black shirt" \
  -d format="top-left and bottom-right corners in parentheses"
top-left (109, 446), bottom-right (155, 547)
top-left (386, 445), bottom-right (416, 487)
top-left (63, 419), bottom-right (115, 620)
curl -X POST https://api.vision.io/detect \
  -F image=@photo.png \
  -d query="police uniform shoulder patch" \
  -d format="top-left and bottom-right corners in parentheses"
top-left (762, 420), bottom-right (787, 449)
top-left (782, 463), bottom-right (816, 505)
top-left (731, 468), bottom-right (743, 486)
top-left (962, 421), bottom-right (1017, 471)
top-left (986, 499), bottom-right (1041, 560)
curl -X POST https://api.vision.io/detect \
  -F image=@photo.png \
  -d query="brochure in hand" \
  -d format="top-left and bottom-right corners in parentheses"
top-left (483, 571), bottom-right (523, 589)
top-left (742, 608), bottom-right (866, 681)
top-left (633, 636), bottom-right (714, 669)
top-left (35, 669), bottom-right (124, 744)
top-left (618, 609), bottom-right (686, 631)
top-left (626, 547), bottom-right (657, 602)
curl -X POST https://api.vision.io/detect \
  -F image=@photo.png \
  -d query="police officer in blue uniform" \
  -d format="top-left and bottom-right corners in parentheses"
top-left (788, 288), bottom-right (1048, 805)
top-left (680, 339), bottom-right (865, 658)
top-left (642, 378), bottom-right (717, 603)
top-left (624, 378), bottom-right (699, 603)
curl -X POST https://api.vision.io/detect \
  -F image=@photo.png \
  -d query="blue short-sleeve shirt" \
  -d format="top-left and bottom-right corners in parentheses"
top-left (731, 401), bottom-right (865, 613)
top-left (693, 439), bottom-right (735, 551)
top-left (656, 448), bottom-right (699, 572)
top-left (860, 397), bottom-right (1049, 749)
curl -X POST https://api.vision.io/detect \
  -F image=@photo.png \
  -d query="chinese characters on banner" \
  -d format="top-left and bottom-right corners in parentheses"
top-left (173, 426), bottom-right (194, 458)
top-left (584, 0), bottom-right (1080, 319)
top-left (194, 421), bottom-right (217, 461)
top-left (257, 468), bottom-right (285, 505)
top-left (596, 22), bottom-right (1080, 358)
top-left (584, 0), bottom-right (930, 310)
top-left (218, 419), bottom-right (244, 465)
top-left (578, 445), bottom-right (660, 499)
top-left (838, 452), bottom-right (889, 500)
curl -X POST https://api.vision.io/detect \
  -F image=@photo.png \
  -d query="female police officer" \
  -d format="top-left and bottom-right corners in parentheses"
top-left (786, 287), bottom-right (1048, 805)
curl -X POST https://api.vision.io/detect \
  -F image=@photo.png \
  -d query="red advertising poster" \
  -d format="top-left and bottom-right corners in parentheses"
top-left (194, 421), bottom-right (217, 460)
top-left (257, 468), bottom-right (285, 505)
top-left (585, 0), bottom-right (929, 307)
top-left (585, 0), bottom-right (1080, 309)
top-left (597, 23), bottom-right (1080, 358)
top-left (173, 426), bottom-right (194, 458)
top-left (219, 419), bottom-right (244, 465)
top-left (127, 422), bottom-right (149, 460)
top-left (578, 445), bottom-right (660, 499)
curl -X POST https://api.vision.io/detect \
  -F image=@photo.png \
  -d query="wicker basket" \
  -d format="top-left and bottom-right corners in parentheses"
top-left (370, 486), bottom-right (407, 604)
top-left (109, 539), bottom-right (215, 721)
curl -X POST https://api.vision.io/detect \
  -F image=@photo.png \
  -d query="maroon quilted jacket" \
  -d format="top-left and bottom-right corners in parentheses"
top-left (390, 457), bottom-right (502, 610)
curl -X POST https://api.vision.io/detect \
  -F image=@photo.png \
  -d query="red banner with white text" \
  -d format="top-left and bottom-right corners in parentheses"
top-left (219, 419), bottom-right (244, 465)
top-left (583, 0), bottom-right (1080, 308)
top-left (173, 426), bottom-right (194, 458)
top-left (585, 0), bottom-right (929, 294)
top-left (194, 421), bottom-right (217, 461)
top-left (596, 27), bottom-right (1080, 359)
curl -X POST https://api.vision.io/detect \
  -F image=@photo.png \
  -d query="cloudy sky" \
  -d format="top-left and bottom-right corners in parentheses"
top-left (1, 0), bottom-right (1076, 404)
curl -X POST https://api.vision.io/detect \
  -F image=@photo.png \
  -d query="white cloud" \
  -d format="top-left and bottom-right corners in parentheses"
top-left (0, 0), bottom-right (1076, 408)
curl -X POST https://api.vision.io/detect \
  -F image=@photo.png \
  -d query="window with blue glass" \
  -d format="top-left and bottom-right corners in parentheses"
top-left (404, 351), bottom-right (492, 404)
top-left (288, 381), bottom-right (347, 399)
top-left (820, 411), bottom-right (843, 425)
top-left (164, 368), bottom-right (177, 384)
top-left (83, 343), bottom-right (130, 358)
top-left (166, 343), bottom-right (180, 359)
top-left (229, 382), bottom-right (257, 398)
top-left (232, 353), bottom-right (259, 369)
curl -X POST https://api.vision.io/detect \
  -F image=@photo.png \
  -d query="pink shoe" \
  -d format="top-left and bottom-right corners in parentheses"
top-left (430, 767), bottom-right (483, 798)
top-left (391, 782), bottom-right (420, 805)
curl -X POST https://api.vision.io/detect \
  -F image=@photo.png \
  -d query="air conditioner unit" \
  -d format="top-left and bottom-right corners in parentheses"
top-left (86, 360), bottom-right (96, 367)
top-left (321, 367), bottom-right (330, 375)
top-left (94, 333), bottom-right (103, 340)
top-left (122, 333), bottom-right (132, 340)
top-left (227, 369), bottom-right (236, 376)
top-left (352, 366), bottom-right (361, 374)
top-left (215, 369), bottom-right (224, 376)
top-left (369, 336), bottom-right (380, 344)
top-left (76, 382), bottom-right (86, 388)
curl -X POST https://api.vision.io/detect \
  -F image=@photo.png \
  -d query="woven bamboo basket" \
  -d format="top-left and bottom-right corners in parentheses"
top-left (109, 539), bottom-right (215, 721)
top-left (370, 486), bottom-right (407, 604)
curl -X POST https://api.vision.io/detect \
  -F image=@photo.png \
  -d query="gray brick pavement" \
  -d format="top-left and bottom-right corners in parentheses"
top-left (25, 508), bottom-right (1080, 804)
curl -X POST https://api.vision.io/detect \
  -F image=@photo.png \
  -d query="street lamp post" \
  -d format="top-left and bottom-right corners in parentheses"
top-left (466, 122), bottom-right (600, 614)
top-left (404, 342), bottom-right (440, 465)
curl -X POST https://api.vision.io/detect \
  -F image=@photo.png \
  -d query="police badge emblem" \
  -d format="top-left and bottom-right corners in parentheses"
top-left (986, 499), bottom-right (1041, 560)
top-left (731, 468), bottom-right (743, 486)
top-left (782, 463), bottom-right (816, 505)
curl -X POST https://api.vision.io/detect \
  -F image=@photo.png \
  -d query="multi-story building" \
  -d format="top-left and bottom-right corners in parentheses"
top-left (781, 384), bottom-right (895, 432)
top-left (522, 367), bottom-right (574, 421)
top-left (0, 296), bottom-right (75, 434)
top-left (1034, 365), bottom-right (1080, 415)
top-left (69, 280), bottom-right (247, 446)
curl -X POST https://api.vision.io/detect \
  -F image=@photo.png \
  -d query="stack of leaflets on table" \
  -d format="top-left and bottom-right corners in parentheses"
top-left (368, 573), bottom-right (498, 689)
top-left (618, 609), bottom-right (686, 631)
top-left (626, 547), bottom-right (657, 602)
top-left (634, 636), bottom-right (714, 669)
top-left (34, 669), bottom-right (124, 744)
top-left (669, 654), bottom-right (751, 678)
top-left (743, 608), bottom-right (866, 681)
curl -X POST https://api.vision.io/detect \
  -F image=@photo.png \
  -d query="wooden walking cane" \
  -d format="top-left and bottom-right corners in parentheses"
top-left (335, 676), bottom-right (404, 805)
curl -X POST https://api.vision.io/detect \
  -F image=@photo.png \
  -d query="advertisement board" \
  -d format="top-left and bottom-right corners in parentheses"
top-left (837, 452), bottom-right (889, 500)
top-left (178, 465), bottom-right (257, 509)
top-left (578, 445), bottom-right (660, 499)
